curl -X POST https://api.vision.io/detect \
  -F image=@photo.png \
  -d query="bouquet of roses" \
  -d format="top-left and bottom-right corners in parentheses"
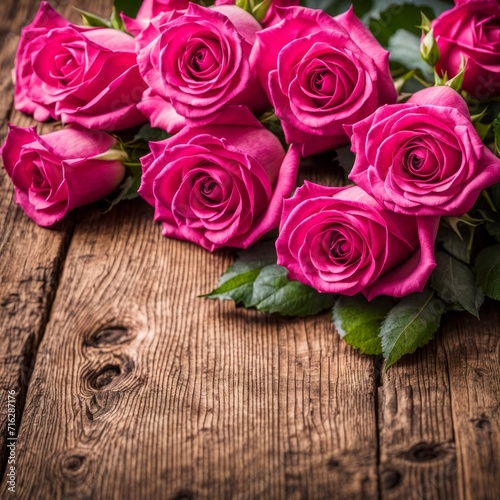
top-left (2, 0), bottom-right (500, 367)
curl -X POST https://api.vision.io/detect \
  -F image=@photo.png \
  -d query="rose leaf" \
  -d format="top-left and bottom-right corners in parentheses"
top-left (475, 245), bottom-right (500, 300)
top-left (204, 240), bottom-right (335, 317)
top-left (134, 123), bottom-right (170, 143)
top-left (431, 251), bottom-right (484, 317)
top-left (332, 295), bottom-right (395, 356)
top-left (436, 225), bottom-right (471, 263)
top-left (379, 290), bottom-right (445, 369)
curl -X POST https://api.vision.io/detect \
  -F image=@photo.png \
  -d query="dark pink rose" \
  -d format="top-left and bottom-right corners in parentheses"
top-left (252, 6), bottom-right (397, 156)
top-left (432, 0), bottom-right (500, 98)
top-left (122, 0), bottom-right (190, 36)
top-left (276, 182), bottom-right (439, 300)
top-left (1, 125), bottom-right (125, 227)
top-left (14, 2), bottom-right (147, 131)
top-left (138, 106), bottom-right (300, 251)
top-left (347, 86), bottom-right (500, 217)
top-left (136, 3), bottom-right (269, 122)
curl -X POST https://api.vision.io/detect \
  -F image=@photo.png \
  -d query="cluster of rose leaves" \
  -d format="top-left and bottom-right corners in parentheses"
top-left (2, 0), bottom-right (500, 364)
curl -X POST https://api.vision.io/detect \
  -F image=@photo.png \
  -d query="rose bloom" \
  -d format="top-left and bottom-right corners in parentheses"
top-left (138, 106), bottom-right (300, 251)
top-left (1, 125), bottom-right (125, 227)
top-left (122, 0), bottom-right (190, 36)
top-left (432, 0), bottom-right (500, 99)
top-left (136, 3), bottom-right (268, 125)
top-left (276, 182), bottom-right (440, 300)
top-left (14, 2), bottom-right (147, 131)
top-left (252, 6), bottom-right (397, 157)
top-left (347, 86), bottom-right (500, 217)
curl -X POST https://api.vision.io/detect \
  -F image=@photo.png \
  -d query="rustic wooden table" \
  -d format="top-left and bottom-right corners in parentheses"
top-left (1, 1), bottom-right (499, 499)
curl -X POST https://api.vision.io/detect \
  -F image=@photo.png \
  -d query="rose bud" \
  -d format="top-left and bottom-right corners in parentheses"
top-left (432, 0), bottom-right (500, 99)
top-left (1, 125), bottom-right (126, 227)
top-left (347, 86), bottom-right (500, 217)
top-left (136, 3), bottom-right (269, 124)
top-left (252, 6), bottom-right (397, 157)
top-left (138, 106), bottom-right (300, 251)
top-left (276, 182), bottom-right (440, 300)
top-left (14, 2), bottom-right (147, 131)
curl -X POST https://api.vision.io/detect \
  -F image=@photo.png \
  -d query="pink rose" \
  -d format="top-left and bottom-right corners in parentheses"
top-left (1, 125), bottom-right (125, 227)
top-left (138, 106), bottom-right (301, 251)
top-left (122, 0), bottom-right (190, 36)
top-left (136, 3), bottom-right (269, 124)
top-left (14, 2), bottom-right (147, 131)
top-left (432, 0), bottom-right (500, 98)
top-left (347, 86), bottom-right (500, 217)
top-left (252, 6), bottom-right (397, 156)
top-left (276, 182), bottom-right (440, 300)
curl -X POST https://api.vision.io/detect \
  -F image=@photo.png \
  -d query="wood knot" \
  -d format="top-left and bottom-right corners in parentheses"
top-left (89, 364), bottom-right (122, 390)
top-left (85, 391), bottom-right (120, 421)
top-left (470, 413), bottom-right (491, 431)
top-left (60, 452), bottom-right (89, 480)
top-left (1, 293), bottom-right (21, 316)
top-left (86, 356), bottom-right (135, 391)
top-left (399, 442), bottom-right (453, 463)
top-left (171, 490), bottom-right (195, 500)
top-left (84, 325), bottom-right (133, 348)
top-left (381, 469), bottom-right (402, 490)
top-left (326, 457), bottom-right (340, 469)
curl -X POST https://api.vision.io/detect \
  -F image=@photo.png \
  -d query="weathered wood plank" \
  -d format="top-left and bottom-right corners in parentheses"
top-left (378, 301), bottom-right (500, 500)
top-left (0, 194), bottom-right (379, 498)
top-left (0, 0), bottom-right (108, 482)
top-left (378, 329), bottom-right (458, 500)
top-left (443, 302), bottom-right (500, 500)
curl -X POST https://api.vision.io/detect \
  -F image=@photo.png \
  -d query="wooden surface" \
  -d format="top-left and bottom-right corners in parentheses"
top-left (0, 1), bottom-right (499, 499)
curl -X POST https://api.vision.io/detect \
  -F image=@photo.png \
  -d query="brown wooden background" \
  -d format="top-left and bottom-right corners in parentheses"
top-left (0, 1), bottom-right (499, 498)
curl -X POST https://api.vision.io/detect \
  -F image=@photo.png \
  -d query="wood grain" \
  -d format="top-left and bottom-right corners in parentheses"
top-left (0, 0), bottom-right (81, 477)
top-left (443, 302), bottom-right (500, 500)
top-left (0, 0), bottom-right (499, 498)
top-left (0, 196), bottom-right (379, 498)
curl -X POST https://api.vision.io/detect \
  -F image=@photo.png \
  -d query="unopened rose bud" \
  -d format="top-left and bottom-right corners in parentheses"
top-left (420, 29), bottom-right (440, 66)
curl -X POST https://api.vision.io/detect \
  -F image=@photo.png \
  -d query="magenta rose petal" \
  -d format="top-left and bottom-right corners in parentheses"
top-left (1, 124), bottom-right (126, 227)
top-left (276, 183), bottom-right (439, 299)
top-left (139, 107), bottom-right (300, 251)
top-left (348, 87), bottom-right (500, 216)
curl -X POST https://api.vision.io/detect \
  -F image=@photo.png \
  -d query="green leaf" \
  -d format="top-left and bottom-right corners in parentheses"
top-left (334, 145), bottom-right (356, 175)
top-left (387, 29), bottom-right (433, 80)
top-left (490, 183), bottom-right (500, 209)
top-left (205, 240), bottom-right (335, 317)
top-left (75, 8), bottom-right (111, 27)
top-left (114, 0), bottom-right (143, 18)
top-left (333, 295), bottom-right (394, 355)
top-left (478, 208), bottom-right (500, 244)
top-left (379, 290), bottom-right (445, 368)
top-left (436, 225), bottom-right (471, 264)
top-left (475, 245), bottom-right (500, 300)
top-left (431, 251), bottom-right (484, 317)
top-left (493, 114), bottom-right (500, 156)
top-left (134, 123), bottom-right (170, 143)
top-left (367, 3), bottom-right (445, 47)
top-left (104, 174), bottom-right (141, 212)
